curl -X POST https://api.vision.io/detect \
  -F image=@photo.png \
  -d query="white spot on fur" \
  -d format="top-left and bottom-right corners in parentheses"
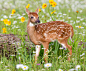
top-left (44, 33), bottom-right (47, 37)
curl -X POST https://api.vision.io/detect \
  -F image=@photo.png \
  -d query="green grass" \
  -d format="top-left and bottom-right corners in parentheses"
top-left (0, 0), bottom-right (86, 71)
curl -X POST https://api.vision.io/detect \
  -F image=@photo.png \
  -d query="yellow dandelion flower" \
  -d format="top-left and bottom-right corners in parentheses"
top-left (7, 21), bottom-right (11, 25)
top-left (52, 2), bottom-right (57, 7)
top-left (26, 4), bottom-right (30, 9)
top-left (21, 17), bottom-right (25, 22)
top-left (3, 19), bottom-right (8, 24)
top-left (39, 9), bottom-right (41, 12)
top-left (42, 3), bottom-right (47, 9)
top-left (11, 9), bottom-right (16, 15)
top-left (51, 10), bottom-right (56, 14)
top-left (49, 0), bottom-right (54, 5)
top-left (2, 27), bottom-right (7, 33)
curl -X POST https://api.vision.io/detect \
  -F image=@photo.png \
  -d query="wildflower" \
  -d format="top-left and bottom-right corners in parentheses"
top-left (13, 21), bottom-right (17, 24)
top-left (21, 65), bottom-right (29, 70)
top-left (0, 61), bottom-right (3, 64)
top-left (75, 65), bottom-right (80, 70)
top-left (42, 3), bottom-right (47, 9)
top-left (44, 63), bottom-right (52, 68)
top-left (37, 64), bottom-right (40, 65)
top-left (76, 11), bottom-right (78, 13)
top-left (75, 26), bottom-right (84, 29)
top-left (41, 68), bottom-right (45, 70)
top-left (58, 69), bottom-right (63, 71)
top-left (3, 19), bottom-right (8, 24)
top-left (2, 27), bottom-right (7, 33)
top-left (16, 64), bottom-right (23, 69)
top-left (52, 2), bottom-right (57, 7)
top-left (63, 14), bottom-right (67, 16)
top-left (7, 21), bottom-right (11, 25)
top-left (11, 9), bottom-right (16, 14)
top-left (39, 9), bottom-right (41, 12)
top-left (49, 0), bottom-right (54, 5)
top-left (79, 26), bottom-right (81, 28)
top-left (69, 68), bottom-right (75, 71)
top-left (80, 53), bottom-right (85, 57)
top-left (33, 51), bottom-right (36, 54)
top-left (68, 17), bottom-right (71, 19)
top-left (58, 55), bottom-right (61, 59)
top-left (0, 18), bottom-right (3, 21)
top-left (26, 4), bottom-right (30, 9)
top-left (3, 15), bottom-right (8, 18)
top-left (21, 17), bottom-right (25, 22)
top-left (6, 69), bottom-right (10, 71)
top-left (10, 55), bottom-right (15, 56)
top-left (77, 17), bottom-right (81, 19)
top-left (51, 10), bottom-right (56, 14)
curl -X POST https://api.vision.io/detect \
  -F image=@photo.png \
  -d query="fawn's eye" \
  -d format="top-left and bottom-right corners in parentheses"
top-left (31, 16), bottom-right (33, 19)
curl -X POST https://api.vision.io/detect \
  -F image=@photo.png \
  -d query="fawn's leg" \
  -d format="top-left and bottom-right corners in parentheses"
top-left (42, 42), bottom-right (49, 63)
top-left (35, 45), bottom-right (41, 63)
top-left (58, 39), bottom-right (72, 61)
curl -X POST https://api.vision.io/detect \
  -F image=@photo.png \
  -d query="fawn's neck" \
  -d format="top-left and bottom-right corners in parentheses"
top-left (27, 18), bottom-right (36, 38)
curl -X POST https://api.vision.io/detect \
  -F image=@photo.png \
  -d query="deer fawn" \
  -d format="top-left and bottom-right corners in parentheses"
top-left (26, 8), bottom-right (74, 63)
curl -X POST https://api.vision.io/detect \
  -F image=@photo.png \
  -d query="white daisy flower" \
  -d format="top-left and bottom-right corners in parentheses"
top-left (16, 64), bottom-right (23, 69)
top-left (63, 14), bottom-right (66, 16)
top-left (44, 63), bottom-right (52, 68)
top-left (3, 15), bottom-right (8, 18)
top-left (68, 17), bottom-right (71, 19)
top-left (80, 10), bottom-right (82, 13)
top-left (0, 61), bottom-right (3, 64)
top-left (80, 18), bottom-right (84, 21)
top-left (80, 53), bottom-right (85, 57)
top-left (58, 69), bottom-right (63, 71)
top-left (10, 55), bottom-right (15, 56)
top-left (69, 68), bottom-right (75, 71)
top-left (58, 55), bottom-right (61, 59)
top-left (75, 26), bottom-right (84, 29)
top-left (41, 68), bottom-right (45, 70)
top-left (22, 13), bottom-right (26, 15)
top-left (0, 18), bottom-right (3, 21)
top-left (59, 47), bottom-right (63, 49)
top-left (6, 69), bottom-right (10, 71)
top-left (77, 17), bottom-right (81, 19)
top-left (19, 57), bottom-right (20, 60)
top-left (76, 20), bottom-right (80, 23)
top-left (75, 65), bottom-right (80, 70)
top-left (21, 65), bottom-right (29, 70)
top-left (58, 12), bottom-right (62, 14)
top-left (13, 21), bottom-right (17, 24)
top-left (33, 51), bottom-right (36, 54)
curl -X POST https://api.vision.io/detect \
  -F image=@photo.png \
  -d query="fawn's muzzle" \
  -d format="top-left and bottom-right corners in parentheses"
top-left (35, 19), bottom-right (40, 23)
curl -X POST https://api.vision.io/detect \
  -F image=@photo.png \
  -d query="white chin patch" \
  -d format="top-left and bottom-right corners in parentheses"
top-left (29, 22), bottom-right (34, 26)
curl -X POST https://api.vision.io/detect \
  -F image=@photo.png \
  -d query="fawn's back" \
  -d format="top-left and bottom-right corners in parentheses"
top-left (35, 21), bottom-right (74, 42)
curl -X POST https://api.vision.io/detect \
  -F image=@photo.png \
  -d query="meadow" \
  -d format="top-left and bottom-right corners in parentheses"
top-left (0, 0), bottom-right (86, 71)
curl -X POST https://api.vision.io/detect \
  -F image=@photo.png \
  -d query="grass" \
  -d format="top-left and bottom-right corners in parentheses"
top-left (0, 0), bottom-right (86, 71)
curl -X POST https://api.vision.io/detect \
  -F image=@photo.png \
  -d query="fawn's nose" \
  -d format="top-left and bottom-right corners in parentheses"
top-left (35, 19), bottom-right (40, 23)
top-left (38, 20), bottom-right (40, 23)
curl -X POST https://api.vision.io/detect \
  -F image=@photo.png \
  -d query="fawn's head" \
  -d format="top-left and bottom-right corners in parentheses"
top-left (26, 8), bottom-right (40, 24)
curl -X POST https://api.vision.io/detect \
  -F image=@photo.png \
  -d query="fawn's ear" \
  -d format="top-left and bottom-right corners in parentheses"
top-left (35, 7), bottom-right (39, 14)
top-left (26, 8), bottom-right (30, 16)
